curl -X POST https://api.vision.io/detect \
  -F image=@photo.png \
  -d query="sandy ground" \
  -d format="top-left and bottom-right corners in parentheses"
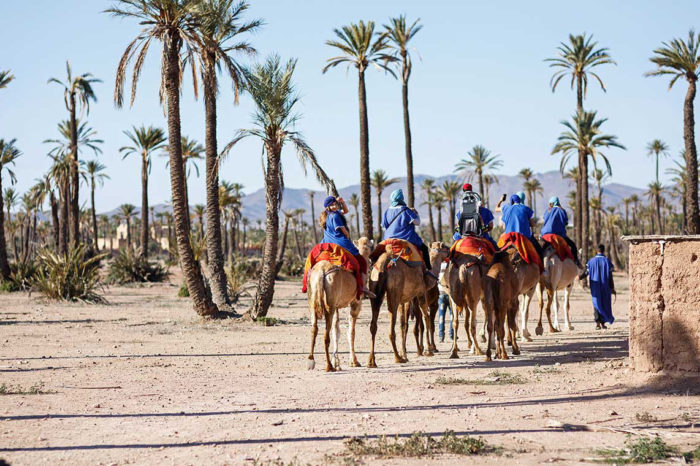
top-left (0, 271), bottom-right (698, 465)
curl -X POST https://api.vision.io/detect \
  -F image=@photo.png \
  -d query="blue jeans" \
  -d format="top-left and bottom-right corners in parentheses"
top-left (438, 293), bottom-right (454, 340)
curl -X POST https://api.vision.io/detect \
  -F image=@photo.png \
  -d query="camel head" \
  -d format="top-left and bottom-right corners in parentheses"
top-left (429, 241), bottom-right (450, 262)
top-left (355, 237), bottom-right (373, 259)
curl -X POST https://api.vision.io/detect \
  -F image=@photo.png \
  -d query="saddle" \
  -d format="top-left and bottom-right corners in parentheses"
top-left (497, 232), bottom-right (543, 272)
top-left (541, 233), bottom-right (574, 261)
top-left (302, 243), bottom-right (363, 298)
top-left (370, 239), bottom-right (423, 269)
top-left (449, 235), bottom-right (495, 265)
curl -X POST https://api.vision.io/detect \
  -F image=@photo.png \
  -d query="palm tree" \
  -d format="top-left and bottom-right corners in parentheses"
top-left (180, 136), bottom-right (204, 230)
top-left (666, 154), bottom-right (690, 230)
top-left (191, 0), bottom-right (261, 309)
top-left (421, 178), bottom-right (436, 242)
top-left (441, 180), bottom-right (460, 234)
top-left (622, 196), bottom-right (632, 232)
top-left (524, 178), bottom-right (543, 217)
top-left (630, 194), bottom-right (641, 233)
top-left (552, 110), bottom-right (625, 260)
top-left (324, 20), bottom-right (395, 240)
top-left (384, 15), bottom-right (421, 207)
top-left (370, 169), bottom-right (399, 238)
top-left (547, 33), bottom-right (615, 252)
top-left (107, 0), bottom-right (218, 317)
top-left (646, 139), bottom-right (669, 185)
top-left (348, 193), bottom-right (360, 235)
top-left (0, 70), bottom-right (14, 91)
top-left (120, 125), bottom-right (167, 258)
top-left (454, 145), bottom-right (503, 198)
top-left (646, 182), bottom-right (665, 234)
top-left (222, 55), bottom-right (335, 319)
top-left (84, 160), bottom-right (109, 251)
top-left (482, 173), bottom-right (497, 208)
top-left (433, 191), bottom-right (445, 243)
top-left (48, 61), bottom-right (101, 247)
top-left (4, 187), bottom-right (18, 256)
top-left (0, 139), bottom-right (21, 279)
top-left (118, 204), bottom-right (136, 248)
top-left (308, 191), bottom-right (318, 243)
top-left (193, 204), bottom-right (206, 239)
top-left (646, 30), bottom-right (700, 233)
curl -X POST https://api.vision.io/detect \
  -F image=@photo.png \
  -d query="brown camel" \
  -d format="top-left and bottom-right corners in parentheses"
top-left (367, 242), bottom-right (439, 367)
top-left (482, 249), bottom-right (519, 360)
top-left (306, 237), bottom-right (372, 372)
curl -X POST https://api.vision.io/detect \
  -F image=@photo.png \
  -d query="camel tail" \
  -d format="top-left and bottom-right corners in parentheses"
top-left (309, 269), bottom-right (328, 319)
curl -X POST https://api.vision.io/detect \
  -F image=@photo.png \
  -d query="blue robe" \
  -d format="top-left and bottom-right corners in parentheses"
top-left (587, 254), bottom-right (614, 324)
top-left (323, 211), bottom-right (359, 255)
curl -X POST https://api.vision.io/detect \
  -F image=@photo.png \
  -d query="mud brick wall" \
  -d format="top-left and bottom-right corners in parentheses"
top-left (628, 239), bottom-right (700, 372)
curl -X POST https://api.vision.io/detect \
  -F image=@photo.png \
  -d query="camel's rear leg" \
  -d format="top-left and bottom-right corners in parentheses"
top-left (428, 300), bottom-right (438, 353)
top-left (307, 313), bottom-right (318, 370)
top-left (563, 284), bottom-right (574, 331)
top-left (368, 306), bottom-right (379, 368)
top-left (331, 309), bottom-right (341, 370)
top-left (508, 299), bottom-right (521, 356)
top-left (348, 301), bottom-right (361, 367)
top-left (545, 289), bottom-right (559, 333)
top-left (323, 312), bottom-right (336, 372)
top-left (535, 281), bottom-right (545, 336)
top-left (418, 298), bottom-right (433, 357)
top-left (399, 303), bottom-right (410, 361)
top-left (468, 305), bottom-right (484, 356)
top-left (522, 286), bottom-right (535, 341)
top-left (449, 299), bottom-right (461, 359)
top-left (388, 300), bottom-right (406, 364)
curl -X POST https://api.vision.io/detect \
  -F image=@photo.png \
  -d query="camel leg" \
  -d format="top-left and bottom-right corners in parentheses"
top-left (420, 299), bottom-right (434, 357)
top-left (522, 288), bottom-right (534, 342)
top-left (469, 306), bottom-right (484, 356)
top-left (323, 313), bottom-right (335, 372)
top-left (307, 313), bottom-right (318, 370)
top-left (535, 281), bottom-right (545, 336)
top-left (545, 288), bottom-right (558, 333)
top-left (412, 315), bottom-right (421, 356)
top-left (552, 289), bottom-right (561, 331)
top-left (564, 284), bottom-right (574, 331)
top-left (348, 301), bottom-right (361, 367)
top-left (331, 309), bottom-right (341, 370)
top-left (465, 309), bottom-right (473, 352)
top-left (449, 301), bottom-right (460, 359)
top-left (496, 311), bottom-right (508, 360)
top-left (388, 300), bottom-right (406, 364)
top-left (429, 301), bottom-right (438, 353)
top-left (479, 304), bottom-right (488, 343)
top-left (399, 304), bottom-right (409, 361)
top-left (508, 300), bottom-right (521, 356)
top-left (368, 305), bottom-right (379, 368)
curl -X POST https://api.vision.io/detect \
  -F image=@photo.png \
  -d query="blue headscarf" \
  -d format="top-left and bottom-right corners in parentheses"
top-left (510, 194), bottom-right (522, 205)
top-left (390, 189), bottom-right (405, 207)
top-left (517, 191), bottom-right (526, 203)
top-left (549, 196), bottom-right (560, 207)
top-left (323, 196), bottom-right (337, 209)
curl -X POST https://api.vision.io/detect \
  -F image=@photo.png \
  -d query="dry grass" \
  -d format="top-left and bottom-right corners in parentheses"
top-left (341, 431), bottom-right (491, 459)
top-left (0, 382), bottom-right (54, 395)
top-left (435, 370), bottom-right (527, 386)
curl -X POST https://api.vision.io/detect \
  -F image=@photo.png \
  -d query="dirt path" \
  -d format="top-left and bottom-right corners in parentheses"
top-left (0, 273), bottom-right (698, 465)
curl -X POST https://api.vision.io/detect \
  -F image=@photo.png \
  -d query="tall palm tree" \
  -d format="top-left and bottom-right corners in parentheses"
top-left (179, 135), bottom-right (204, 230)
top-left (519, 168), bottom-right (533, 202)
top-left (84, 160), bottom-right (109, 251)
top-left (0, 139), bottom-right (21, 279)
top-left (324, 20), bottom-right (395, 240)
top-left (107, 0), bottom-right (218, 317)
top-left (441, 180), bottom-right (460, 234)
top-left (120, 125), bottom-right (167, 258)
top-left (193, 204), bottom-right (206, 239)
top-left (646, 30), bottom-right (700, 233)
top-left (48, 61), bottom-right (100, 247)
top-left (665, 154), bottom-right (690, 230)
top-left (384, 15), bottom-right (421, 207)
top-left (646, 139), bottom-right (669, 185)
top-left (621, 196), bottom-right (632, 233)
top-left (646, 182), bottom-right (665, 234)
top-left (348, 193), bottom-right (360, 235)
top-left (547, 33), bottom-right (615, 251)
top-left (552, 110), bottom-right (625, 260)
top-left (118, 203), bottom-right (137, 248)
top-left (370, 169), bottom-right (399, 238)
top-left (191, 0), bottom-right (261, 309)
top-left (433, 191), bottom-right (445, 243)
top-left (308, 191), bottom-right (318, 243)
top-left (482, 173), bottom-right (497, 208)
top-left (455, 145), bottom-right (502, 198)
top-left (524, 178), bottom-right (543, 217)
top-left (222, 55), bottom-right (335, 319)
top-left (0, 70), bottom-right (14, 91)
top-left (420, 178), bottom-right (436, 242)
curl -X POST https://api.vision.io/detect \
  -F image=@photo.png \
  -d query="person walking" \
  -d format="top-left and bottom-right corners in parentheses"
top-left (587, 244), bottom-right (616, 329)
top-left (437, 261), bottom-right (453, 342)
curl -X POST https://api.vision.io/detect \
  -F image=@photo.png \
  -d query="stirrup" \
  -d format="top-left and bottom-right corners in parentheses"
top-left (361, 287), bottom-right (376, 299)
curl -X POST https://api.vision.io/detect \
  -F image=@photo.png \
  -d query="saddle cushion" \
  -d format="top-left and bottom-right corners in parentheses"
top-left (497, 232), bottom-right (543, 272)
top-left (449, 236), bottom-right (495, 264)
top-left (541, 233), bottom-right (574, 262)
top-left (302, 243), bottom-right (362, 297)
top-left (370, 238), bottom-right (422, 265)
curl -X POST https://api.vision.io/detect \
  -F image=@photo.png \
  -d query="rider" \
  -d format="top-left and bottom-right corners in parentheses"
top-left (541, 196), bottom-right (583, 268)
top-left (497, 194), bottom-right (545, 262)
top-left (454, 183), bottom-right (497, 248)
top-left (382, 188), bottom-right (435, 274)
top-left (319, 195), bottom-right (371, 296)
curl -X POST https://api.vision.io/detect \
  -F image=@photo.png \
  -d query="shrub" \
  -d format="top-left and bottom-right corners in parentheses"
top-left (32, 245), bottom-right (107, 303)
top-left (177, 283), bottom-right (189, 297)
top-left (344, 431), bottom-right (488, 458)
top-left (226, 257), bottom-right (259, 301)
top-left (597, 436), bottom-right (678, 463)
top-left (107, 248), bottom-right (169, 284)
top-left (0, 261), bottom-right (39, 292)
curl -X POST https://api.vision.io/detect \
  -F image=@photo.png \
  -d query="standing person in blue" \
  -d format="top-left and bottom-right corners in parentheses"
top-left (541, 196), bottom-right (583, 268)
top-left (454, 183), bottom-right (497, 248)
top-left (496, 194), bottom-right (545, 261)
top-left (382, 188), bottom-right (434, 274)
top-left (437, 261), bottom-right (453, 342)
top-left (587, 244), bottom-right (616, 329)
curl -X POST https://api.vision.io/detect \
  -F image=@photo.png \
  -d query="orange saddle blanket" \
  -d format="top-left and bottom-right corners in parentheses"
top-left (301, 243), bottom-right (361, 297)
top-left (450, 236), bottom-right (496, 264)
top-left (370, 238), bottom-right (422, 265)
top-left (497, 232), bottom-right (543, 272)
top-left (541, 233), bottom-right (574, 262)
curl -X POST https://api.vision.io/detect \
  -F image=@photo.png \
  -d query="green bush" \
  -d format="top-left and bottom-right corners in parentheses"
top-left (226, 257), bottom-right (259, 300)
top-left (177, 283), bottom-right (189, 297)
top-left (107, 248), bottom-right (169, 284)
top-left (32, 245), bottom-right (108, 303)
top-left (0, 261), bottom-right (39, 292)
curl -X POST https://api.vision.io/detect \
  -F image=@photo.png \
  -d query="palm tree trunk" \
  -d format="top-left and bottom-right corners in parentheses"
top-left (91, 180), bottom-right (98, 251)
top-left (478, 170), bottom-right (485, 201)
top-left (275, 214), bottom-right (291, 276)
top-left (126, 218), bottom-right (132, 248)
top-left (427, 201), bottom-right (436, 242)
top-left (574, 74), bottom-right (584, 252)
top-left (50, 191), bottom-right (59, 251)
top-left (164, 33), bottom-right (218, 317)
top-left (253, 142), bottom-right (282, 319)
top-left (309, 196), bottom-right (318, 243)
top-left (0, 175), bottom-right (10, 280)
top-left (203, 59), bottom-right (230, 308)
top-left (69, 92), bottom-right (80, 248)
top-left (59, 178), bottom-right (69, 255)
top-left (581, 153), bottom-right (590, 261)
top-left (354, 207), bottom-right (360, 235)
top-left (684, 79), bottom-right (699, 233)
top-left (436, 206), bottom-right (443, 243)
top-left (401, 65), bottom-right (415, 208)
top-left (139, 155), bottom-right (149, 257)
top-left (656, 194), bottom-right (663, 234)
top-left (229, 217), bottom-right (235, 263)
top-left (357, 69), bottom-right (373, 240)
top-left (448, 197), bottom-right (456, 235)
top-left (376, 190), bottom-right (383, 239)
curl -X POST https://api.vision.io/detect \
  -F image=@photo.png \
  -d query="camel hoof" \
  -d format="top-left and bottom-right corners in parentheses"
top-left (550, 327), bottom-right (560, 333)
top-left (368, 362), bottom-right (377, 369)
top-left (416, 350), bottom-right (423, 357)
top-left (512, 348), bottom-right (521, 355)
top-left (307, 359), bottom-right (315, 370)
top-left (395, 357), bottom-right (408, 364)
top-left (430, 346), bottom-right (438, 353)
top-left (568, 325), bottom-right (574, 331)
top-left (485, 355), bottom-right (492, 362)
top-left (501, 354), bottom-right (509, 360)
top-left (325, 366), bottom-right (336, 372)
top-left (473, 349), bottom-right (484, 356)
top-left (449, 352), bottom-right (459, 359)
top-left (424, 351), bottom-right (434, 357)
top-left (350, 360), bottom-right (361, 368)
top-left (480, 335), bottom-right (487, 343)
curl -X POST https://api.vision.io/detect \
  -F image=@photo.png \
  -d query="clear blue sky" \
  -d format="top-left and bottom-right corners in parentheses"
top-left (0, 1), bottom-right (697, 212)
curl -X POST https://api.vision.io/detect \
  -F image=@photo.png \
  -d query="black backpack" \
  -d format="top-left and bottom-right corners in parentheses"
top-left (458, 191), bottom-right (483, 236)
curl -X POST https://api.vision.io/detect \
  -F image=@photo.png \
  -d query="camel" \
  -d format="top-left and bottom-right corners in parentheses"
top-left (482, 249), bottom-right (519, 360)
top-left (306, 237), bottom-right (372, 372)
top-left (443, 246), bottom-right (487, 359)
top-left (367, 241), bottom-right (440, 367)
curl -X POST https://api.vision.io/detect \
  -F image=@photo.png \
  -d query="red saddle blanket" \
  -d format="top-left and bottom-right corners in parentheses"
top-left (369, 238), bottom-right (422, 265)
top-left (302, 243), bottom-right (362, 298)
top-left (449, 236), bottom-right (495, 264)
top-left (497, 232), bottom-right (543, 272)
top-left (541, 233), bottom-right (574, 261)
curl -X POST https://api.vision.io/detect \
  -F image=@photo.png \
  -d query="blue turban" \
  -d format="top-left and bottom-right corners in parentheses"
top-left (510, 194), bottom-right (522, 205)
top-left (323, 196), bottom-right (337, 209)
top-left (517, 191), bottom-right (526, 203)
top-left (549, 196), bottom-right (560, 206)
top-left (390, 189), bottom-right (405, 207)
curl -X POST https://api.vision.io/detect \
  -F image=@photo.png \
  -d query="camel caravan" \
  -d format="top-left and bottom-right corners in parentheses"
top-left (303, 186), bottom-right (585, 371)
